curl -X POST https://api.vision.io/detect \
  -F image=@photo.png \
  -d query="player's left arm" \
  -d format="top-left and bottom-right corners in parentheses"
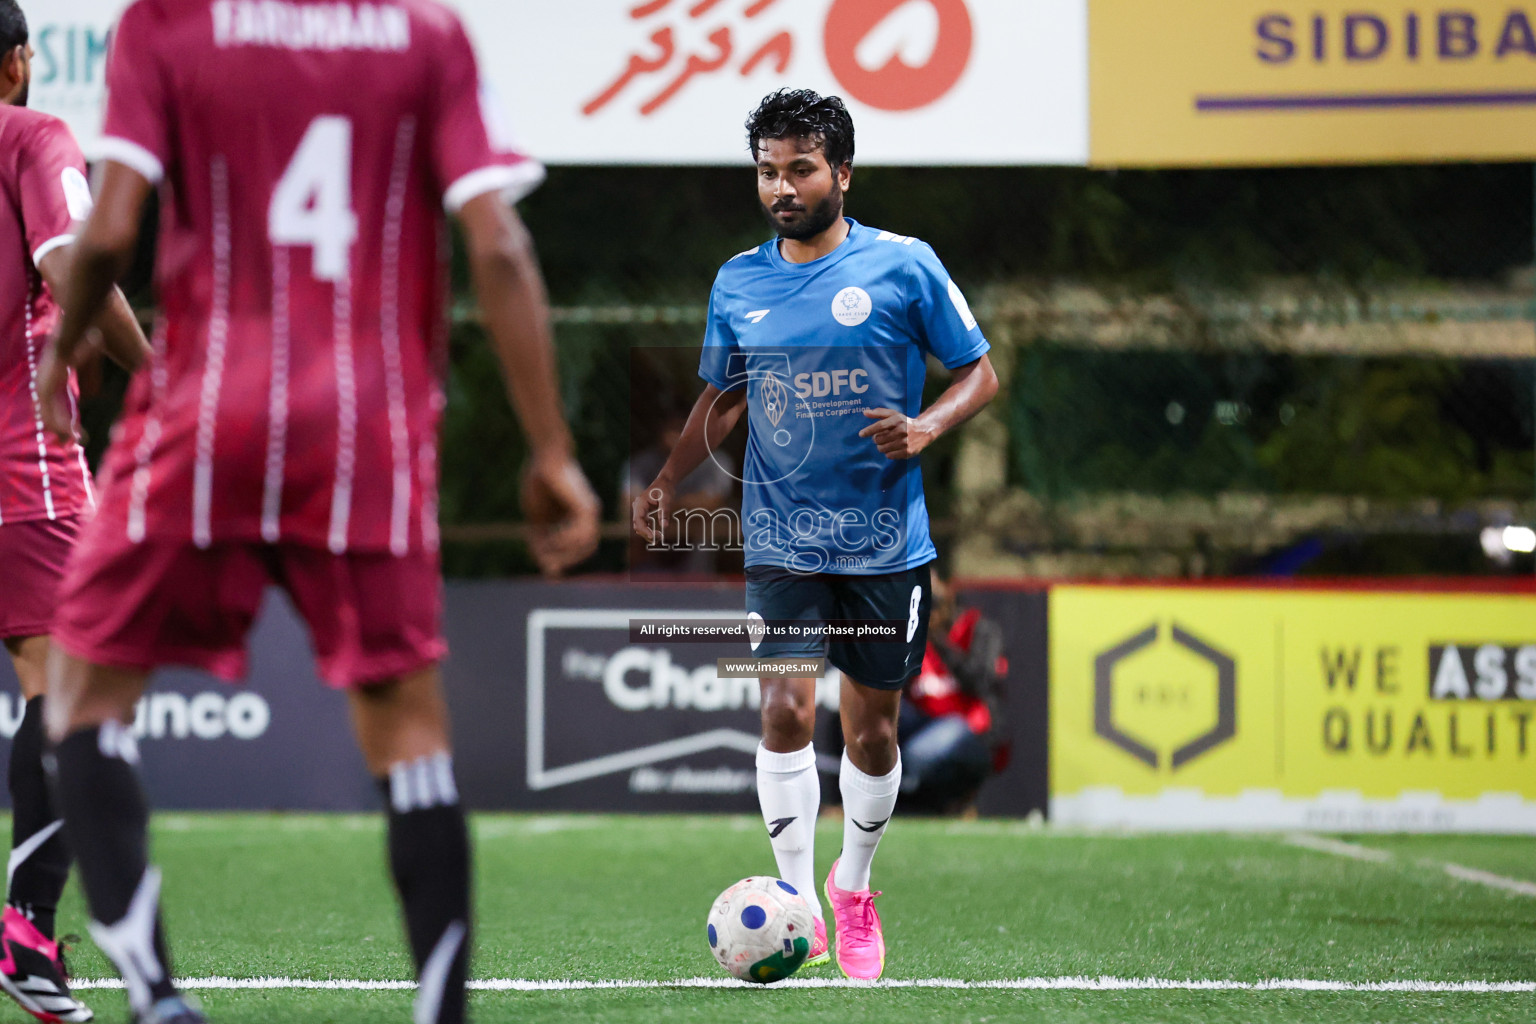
top-left (38, 162), bottom-right (154, 441)
top-left (859, 354), bottom-right (998, 460)
top-left (860, 244), bottom-right (999, 460)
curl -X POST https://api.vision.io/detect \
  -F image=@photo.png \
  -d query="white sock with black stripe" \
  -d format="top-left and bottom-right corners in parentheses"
top-left (835, 750), bottom-right (901, 892)
top-left (755, 743), bottom-right (822, 920)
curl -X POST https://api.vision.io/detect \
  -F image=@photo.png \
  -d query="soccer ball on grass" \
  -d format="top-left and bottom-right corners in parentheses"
top-left (705, 876), bottom-right (815, 983)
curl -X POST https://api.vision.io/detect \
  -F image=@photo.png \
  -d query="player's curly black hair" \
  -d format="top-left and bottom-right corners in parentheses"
top-left (745, 89), bottom-right (855, 170)
top-left (0, 0), bottom-right (28, 57)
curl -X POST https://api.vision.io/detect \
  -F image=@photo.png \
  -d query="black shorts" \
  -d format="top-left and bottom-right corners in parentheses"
top-left (744, 560), bottom-right (933, 690)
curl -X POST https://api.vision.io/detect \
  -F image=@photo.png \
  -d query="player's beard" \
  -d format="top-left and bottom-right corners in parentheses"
top-left (764, 189), bottom-right (843, 242)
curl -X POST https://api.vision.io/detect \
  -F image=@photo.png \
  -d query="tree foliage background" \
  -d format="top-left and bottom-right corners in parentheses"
top-left (96, 163), bottom-right (1536, 577)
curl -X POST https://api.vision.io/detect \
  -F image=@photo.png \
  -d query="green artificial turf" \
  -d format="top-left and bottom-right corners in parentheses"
top-left (27, 815), bottom-right (1535, 1023)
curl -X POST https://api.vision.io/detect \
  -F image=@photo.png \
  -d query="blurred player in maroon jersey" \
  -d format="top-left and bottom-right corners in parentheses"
top-left (0, 3), bottom-right (151, 1021)
top-left (36, 1), bottom-right (600, 1022)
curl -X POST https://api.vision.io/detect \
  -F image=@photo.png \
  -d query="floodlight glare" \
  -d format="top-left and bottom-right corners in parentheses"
top-left (1503, 526), bottom-right (1536, 554)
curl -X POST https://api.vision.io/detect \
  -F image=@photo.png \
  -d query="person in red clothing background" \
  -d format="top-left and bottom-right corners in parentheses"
top-left (820, 570), bottom-right (1008, 815)
top-left (898, 571), bottom-right (1009, 813)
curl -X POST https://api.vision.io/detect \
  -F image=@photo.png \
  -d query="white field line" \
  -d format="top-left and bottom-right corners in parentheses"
top-left (1437, 861), bottom-right (1536, 898)
top-left (61, 976), bottom-right (1536, 993)
top-left (1284, 833), bottom-right (1536, 899)
top-left (1283, 834), bottom-right (1393, 862)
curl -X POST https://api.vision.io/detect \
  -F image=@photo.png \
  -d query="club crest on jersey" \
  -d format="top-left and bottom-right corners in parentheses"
top-left (61, 167), bottom-right (94, 221)
top-left (760, 374), bottom-right (789, 427)
top-left (831, 287), bottom-right (872, 327)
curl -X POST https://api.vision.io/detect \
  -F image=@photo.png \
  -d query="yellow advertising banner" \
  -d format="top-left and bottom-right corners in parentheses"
top-left (1051, 586), bottom-right (1536, 831)
top-left (1091, 1), bottom-right (1536, 165)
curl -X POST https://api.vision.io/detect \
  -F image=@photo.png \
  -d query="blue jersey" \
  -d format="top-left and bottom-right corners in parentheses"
top-left (698, 219), bottom-right (989, 575)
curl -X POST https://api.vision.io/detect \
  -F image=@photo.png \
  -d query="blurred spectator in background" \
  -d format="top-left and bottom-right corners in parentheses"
top-left (821, 570), bottom-right (1009, 814)
top-left (898, 571), bottom-right (1009, 814)
top-left (622, 409), bottom-right (736, 575)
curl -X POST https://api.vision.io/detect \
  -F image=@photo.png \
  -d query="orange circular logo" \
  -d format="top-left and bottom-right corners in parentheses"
top-left (824, 0), bottom-right (974, 112)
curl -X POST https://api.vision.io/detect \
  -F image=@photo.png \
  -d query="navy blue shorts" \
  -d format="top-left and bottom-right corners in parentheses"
top-left (744, 560), bottom-right (933, 690)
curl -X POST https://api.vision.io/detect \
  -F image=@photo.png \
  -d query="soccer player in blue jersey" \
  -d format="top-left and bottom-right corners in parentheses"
top-left (632, 89), bottom-right (998, 979)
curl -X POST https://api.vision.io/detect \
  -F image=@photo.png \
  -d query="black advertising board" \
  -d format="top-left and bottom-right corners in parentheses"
top-left (0, 590), bottom-right (374, 810)
top-left (446, 580), bottom-right (1046, 816)
top-left (0, 581), bottom-right (1047, 815)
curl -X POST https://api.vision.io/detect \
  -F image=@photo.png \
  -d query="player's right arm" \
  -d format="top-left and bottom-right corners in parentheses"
top-left (37, 162), bottom-right (155, 442)
top-left (631, 275), bottom-right (748, 543)
top-left (457, 192), bottom-right (600, 577)
top-left (37, 0), bottom-right (161, 438)
top-left (631, 384), bottom-right (746, 543)
top-left (12, 100), bottom-right (151, 432)
top-left (35, 249), bottom-right (150, 374)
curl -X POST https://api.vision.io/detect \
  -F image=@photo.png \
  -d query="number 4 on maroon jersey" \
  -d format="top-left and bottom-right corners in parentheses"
top-left (91, 0), bottom-right (544, 555)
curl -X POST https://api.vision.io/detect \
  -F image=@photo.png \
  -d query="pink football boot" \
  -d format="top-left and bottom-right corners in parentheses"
top-left (0, 906), bottom-right (92, 1022)
top-left (805, 914), bottom-right (830, 967)
top-left (824, 858), bottom-right (885, 980)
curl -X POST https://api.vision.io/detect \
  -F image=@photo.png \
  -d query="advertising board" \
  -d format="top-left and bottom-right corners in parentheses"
top-left (31, 1), bottom-right (1089, 165)
top-left (447, 581), bottom-right (1046, 815)
top-left (0, 581), bottom-right (1044, 813)
top-left (37, 2), bottom-right (1536, 167)
top-left (22, 0), bottom-right (116, 156)
top-left (481, 0), bottom-right (1087, 165)
top-left (1052, 585), bottom-right (1536, 831)
top-left (1091, 0), bottom-right (1536, 165)
top-left (0, 591), bottom-right (374, 810)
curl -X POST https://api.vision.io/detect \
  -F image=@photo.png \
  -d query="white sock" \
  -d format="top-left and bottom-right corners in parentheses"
top-left (755, 743), bottom-right (822, 920)
top-left (834, 750), bottom-right (901, 892)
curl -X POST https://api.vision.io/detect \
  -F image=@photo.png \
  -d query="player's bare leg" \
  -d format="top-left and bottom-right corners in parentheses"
top-left (839, 677), bottom-right (900, 778)
top-left (45, 652), bottom-right (198, 1023)
top-left (348, 666), bottom-right (470, 1024)
top-left (755, 674), bottom-right (828, 962)
top-left (826, 674), bottom-right (901, 979)
top-left (0, 635), bottom-right (93, 1023)
top-left (759, 674), bottom-right (817, 756)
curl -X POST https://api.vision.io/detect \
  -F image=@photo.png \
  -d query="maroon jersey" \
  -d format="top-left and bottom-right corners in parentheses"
top-left (0, 106), bottom-right (95, 526)
top-left (0, 108), bottom-right (95, 528)
top-left (94, 0), bottom-right (543, 553)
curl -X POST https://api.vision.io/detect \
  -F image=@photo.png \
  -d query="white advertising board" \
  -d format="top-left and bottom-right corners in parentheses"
top-left (24, 0), bottom-right (120, 157)
top-left (478, 0), bottom-right (1087, 165)
top-left (27, 0), bottom-right (1089, 166)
